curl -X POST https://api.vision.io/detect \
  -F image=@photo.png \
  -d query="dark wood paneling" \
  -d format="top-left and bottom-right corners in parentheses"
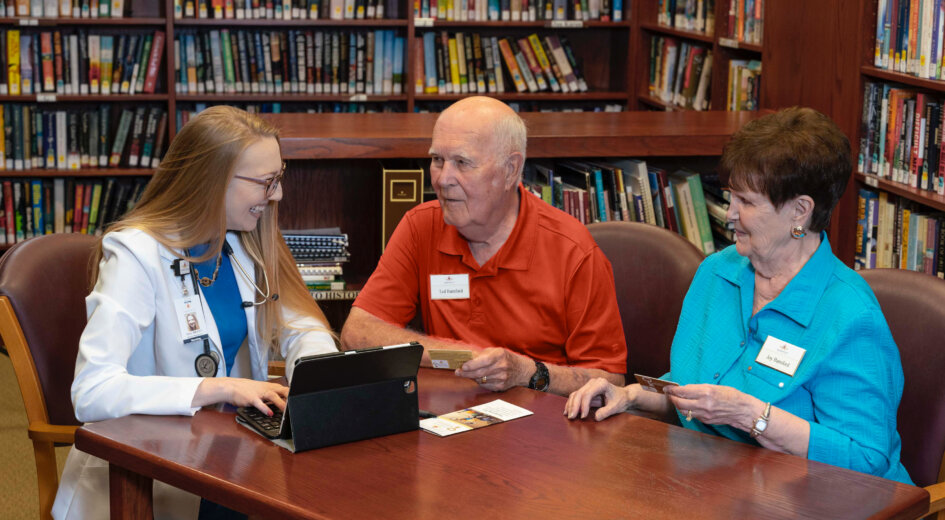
top-left (761, 0), bottom-right (864, 265)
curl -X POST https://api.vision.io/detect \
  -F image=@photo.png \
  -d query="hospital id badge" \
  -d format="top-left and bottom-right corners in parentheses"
top-left (173, 294), bottom-right (208, 342)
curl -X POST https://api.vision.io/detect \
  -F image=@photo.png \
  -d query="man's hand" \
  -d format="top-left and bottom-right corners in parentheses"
top-left (454, 347), bottom-right (534, 391)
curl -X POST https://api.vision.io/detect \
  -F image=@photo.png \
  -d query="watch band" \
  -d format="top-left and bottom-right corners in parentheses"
top-left (750, 402), bottom-right (772, 438)
top-left (528, 360), bottom-right (550, 392)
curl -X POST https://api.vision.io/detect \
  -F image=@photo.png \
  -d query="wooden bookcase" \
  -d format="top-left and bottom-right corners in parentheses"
top-left (0, 0), bottom-right (886, 273)
top-left (265, 110), bottom-right (764, 327)
top-left (630, 0), bottom-right (764, 112)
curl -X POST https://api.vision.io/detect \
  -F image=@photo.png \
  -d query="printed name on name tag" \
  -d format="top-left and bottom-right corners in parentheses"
top-left (756, 335), bottom-right (806, 376)
top-left (430, 274), bottom-right (470, 300)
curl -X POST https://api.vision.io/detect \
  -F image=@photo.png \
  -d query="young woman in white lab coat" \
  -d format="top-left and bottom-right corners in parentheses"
top-left (53, 106), bottom-right (337, 519)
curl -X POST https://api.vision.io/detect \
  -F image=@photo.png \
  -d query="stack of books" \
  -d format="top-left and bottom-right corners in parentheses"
top-left (283, 229), bottom-right (358, 299)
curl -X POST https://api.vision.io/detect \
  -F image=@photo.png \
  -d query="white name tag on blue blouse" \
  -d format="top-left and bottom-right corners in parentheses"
top-left (756, 335), bottom-right (806, 376)
top-left (430, 274), bottom-right (469, 300)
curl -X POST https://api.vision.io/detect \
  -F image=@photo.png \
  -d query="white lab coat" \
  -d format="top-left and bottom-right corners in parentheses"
top-left (52, 228), bottom-right (337, 520)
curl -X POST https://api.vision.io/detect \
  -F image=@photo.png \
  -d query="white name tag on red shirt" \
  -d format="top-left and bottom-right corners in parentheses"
top-left (756, 335), bottom-right (806, 376)
top-left (430, 274), bottom-right (470, 300)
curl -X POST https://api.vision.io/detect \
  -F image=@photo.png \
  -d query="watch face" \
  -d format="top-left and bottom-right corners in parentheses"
top-left (756, 418), bottom-right (768, 432)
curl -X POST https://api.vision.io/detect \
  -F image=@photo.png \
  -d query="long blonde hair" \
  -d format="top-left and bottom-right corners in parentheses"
top-left (93, 105), bottom-right (331, 352)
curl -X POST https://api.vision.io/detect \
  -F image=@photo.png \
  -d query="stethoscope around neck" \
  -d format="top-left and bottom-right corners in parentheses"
top-left (185, 239), bottom-right (279, 378)
top-left (220, 240), bottom-right (279, 308)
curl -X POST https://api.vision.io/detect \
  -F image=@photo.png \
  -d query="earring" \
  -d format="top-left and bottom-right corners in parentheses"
top-left (791, 225), bottom-right (806, 239)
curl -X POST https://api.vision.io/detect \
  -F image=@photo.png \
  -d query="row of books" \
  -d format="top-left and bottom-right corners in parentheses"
top-left (1, 29), bottom-right (165, 96)
top-left (0, 0), bottom-right (128, 18)
top-left (284, 229), bottom-right (351, 292)
top-left (413, 0), bottom-right (624, 21)
top-left (418, 31), bottom-right (587, 95)
top-left (857, 82), bottom-right (945, 194)
top-left (855, 187), bottom-right (945, 277)
top-left (648, 36), bottom-right (713, 110)
top-left (521, 159), bottom-right (724, 255)
top-left (726, 59), bottom-right (760, 111)
top-left (175, 0), bottom-right (402, 20)
top-left (0, 176), bottom-right (147, 246)
top-left (873, 0), bottom-right (945, 80)
top-left (1, 104), bottom-right (167, 171)
top-left (656, 0), bottom-right (715, 35)
top-left (174, 29), bottom-right (405, 96)
top-left (725, 0), bottom-right (763, 45)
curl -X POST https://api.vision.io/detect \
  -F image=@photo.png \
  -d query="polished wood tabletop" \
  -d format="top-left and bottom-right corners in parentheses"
top-left (76, 369), bottom-right (929, 519)
top-left (263, 111), bottom-right (768, 159)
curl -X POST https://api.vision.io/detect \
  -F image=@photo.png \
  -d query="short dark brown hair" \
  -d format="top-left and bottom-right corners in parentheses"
top-left (718, 107), bottom-right (851, 232)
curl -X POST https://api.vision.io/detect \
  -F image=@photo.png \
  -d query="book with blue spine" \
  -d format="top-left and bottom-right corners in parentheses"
top-left (392, 35), bottom-right (404, 94)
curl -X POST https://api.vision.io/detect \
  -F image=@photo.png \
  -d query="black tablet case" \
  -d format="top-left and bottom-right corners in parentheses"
top-left (285, 342), bottom-right (423, 452)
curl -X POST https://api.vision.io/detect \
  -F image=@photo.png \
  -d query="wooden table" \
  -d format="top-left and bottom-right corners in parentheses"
top-left (75, 369), bottom-right (929, 519)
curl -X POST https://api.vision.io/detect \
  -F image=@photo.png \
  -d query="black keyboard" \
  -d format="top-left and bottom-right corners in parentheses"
top-left (236, 403), bottom-right (287, 439)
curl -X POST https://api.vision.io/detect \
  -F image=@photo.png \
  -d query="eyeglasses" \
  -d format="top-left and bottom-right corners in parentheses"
top-left (233, 162), bottom-right (286, 197)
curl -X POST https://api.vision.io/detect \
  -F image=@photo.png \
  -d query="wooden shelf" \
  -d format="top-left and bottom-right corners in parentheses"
top-left (856, 173), bottom-right (945, 213)
top-left (716, 37), bottom-right (762, 53)
top-left (414, 92), bottom-right (629, 102)
top-left (639, 22), bottom-right (714, 44)
top-left (265, 110), bottom-right (766, 159)
top-left (0, 16), bottom-right (166, 26)
top-left (860, 65), bottom-right (945, 93)
top-left (0, 168), bottom-right (155, 178)
top-left (176, 94), bottom-right (407, 102)
top-left (637, 94), bottom-right (678, 111)
top-left (0, 94), bottom-right (170, 102)
top-left (416, 20), bottom-right (630, 29)
top-left (174, 18), bottom-right (408, 27)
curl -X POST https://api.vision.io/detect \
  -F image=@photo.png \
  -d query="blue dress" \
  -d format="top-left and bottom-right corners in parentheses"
top-left (665, 233), bottom-right (913, 484)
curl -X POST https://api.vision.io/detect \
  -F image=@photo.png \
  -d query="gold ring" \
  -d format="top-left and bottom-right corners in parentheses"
top-left (686, 409), bottom-right (693, 422)
top-left (480, 376), bottom-right (487, 384)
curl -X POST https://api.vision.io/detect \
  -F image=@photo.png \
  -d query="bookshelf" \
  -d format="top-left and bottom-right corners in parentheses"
top-left (631, 0), bottom-right (764, 112)
top-left (841, 0), bottom-right (945, 272)
top-left (265, 110), bottom-right (764, 307)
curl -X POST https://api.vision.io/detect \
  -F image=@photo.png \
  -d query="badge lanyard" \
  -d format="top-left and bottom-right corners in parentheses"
top-left (171, 257), bottom-right (219, 377)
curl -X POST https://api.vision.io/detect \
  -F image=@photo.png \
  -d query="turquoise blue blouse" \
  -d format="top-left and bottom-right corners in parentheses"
top-left (664, 234), bottom-right (913, 484)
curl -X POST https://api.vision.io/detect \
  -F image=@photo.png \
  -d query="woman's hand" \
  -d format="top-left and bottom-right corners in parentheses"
top-left (193, 377), bottom-right (290, 416)
top-left (564, 377), bottom-right (630, 421)
top-left (663, 384), bottom-right (763, 431)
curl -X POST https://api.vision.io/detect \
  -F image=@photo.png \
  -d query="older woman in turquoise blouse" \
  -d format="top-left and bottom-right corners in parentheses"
top-left (566, 107), bottom-right (913, 484)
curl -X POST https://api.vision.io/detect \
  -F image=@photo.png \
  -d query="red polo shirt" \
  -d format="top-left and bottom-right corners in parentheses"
top-left (353, 184), bottom-right (626, 374)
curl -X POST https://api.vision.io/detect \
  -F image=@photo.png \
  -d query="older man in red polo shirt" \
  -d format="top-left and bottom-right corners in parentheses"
top-left (341, 96), bottom-right (626, 396)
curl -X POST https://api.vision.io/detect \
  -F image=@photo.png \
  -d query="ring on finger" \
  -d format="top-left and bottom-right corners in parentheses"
top-left (480, 376), bottom-right (487, 384)
top-left (686, 409), bottom-right (693, 422)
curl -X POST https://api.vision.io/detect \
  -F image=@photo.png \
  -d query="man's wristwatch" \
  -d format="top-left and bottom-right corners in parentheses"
top-left (528, 361), bottom-right (550, 392)
top-left (750, 402), bottom-right (772, 438)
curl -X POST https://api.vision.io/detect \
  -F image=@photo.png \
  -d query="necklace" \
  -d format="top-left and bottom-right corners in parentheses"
top-left (193, 253), bottom-right (222, 287)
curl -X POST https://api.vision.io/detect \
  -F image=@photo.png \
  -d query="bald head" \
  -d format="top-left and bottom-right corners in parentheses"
top-left (435, 97), bottom-right (527, 171)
